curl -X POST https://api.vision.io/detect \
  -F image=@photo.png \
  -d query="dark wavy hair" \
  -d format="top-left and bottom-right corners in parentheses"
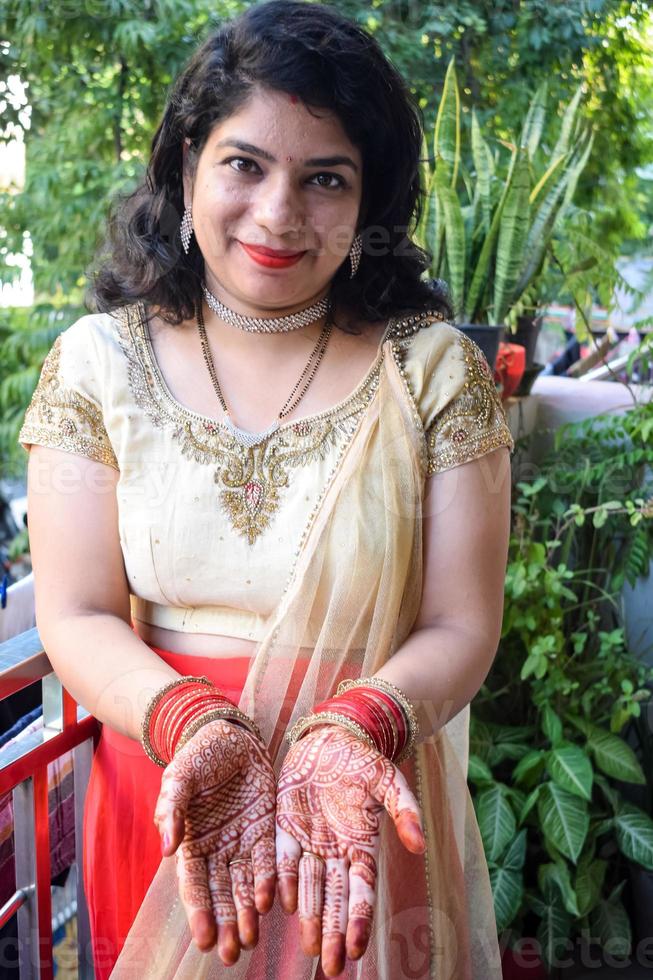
top-left (89, 0), bottom-right (452, 331)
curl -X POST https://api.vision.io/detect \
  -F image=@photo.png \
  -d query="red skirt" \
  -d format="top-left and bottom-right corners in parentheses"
top-left (82, 644), bottom-right (253, 979)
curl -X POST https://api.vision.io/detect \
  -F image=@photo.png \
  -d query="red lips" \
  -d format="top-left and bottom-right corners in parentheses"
top-left (239, 242), bottom-right (306, 268)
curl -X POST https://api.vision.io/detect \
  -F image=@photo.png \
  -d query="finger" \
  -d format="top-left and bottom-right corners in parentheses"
top-left (373, 762), bottom-right (426, 854)
top-left (175, 848), bottom-right (216, 952)
top-left (275, 825), bottom-right (302, 914)
top-left (207, 851), bottom-right (240, 966)
top-left (251, 836), bottom-right (276, 914)
top-left (346, 846), bottom-right (377, 961)
top-left (153, 754), bottom-right (200, 855)
top-left (297, 852), bottom-right (326, 957)
top-left (321, 857), bottom-right (349, 978)
top-left (229, 859), bottom-right (258, 950)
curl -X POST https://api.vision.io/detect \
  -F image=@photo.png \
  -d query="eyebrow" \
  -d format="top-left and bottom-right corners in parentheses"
top-left (214, 138), bottom-right (359, 174)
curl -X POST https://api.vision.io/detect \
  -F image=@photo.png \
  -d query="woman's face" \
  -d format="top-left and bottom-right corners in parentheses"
top-left (182, 86), bottom-right (363, 313)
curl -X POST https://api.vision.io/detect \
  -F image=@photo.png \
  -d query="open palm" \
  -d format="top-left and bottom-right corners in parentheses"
top-left (275, 725), bottom-right (425, 977)
top-left (154, 719), bottom-right (277, 966)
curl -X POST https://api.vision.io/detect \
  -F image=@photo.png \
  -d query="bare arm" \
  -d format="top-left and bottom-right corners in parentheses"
top-left (27, 445), bottom-right (179, 739)
top-left (375, 447), bottom-right (511, 738)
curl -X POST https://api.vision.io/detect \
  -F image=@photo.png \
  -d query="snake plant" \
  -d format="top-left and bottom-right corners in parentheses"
top-left (416, 59), bottom-right (594, 326)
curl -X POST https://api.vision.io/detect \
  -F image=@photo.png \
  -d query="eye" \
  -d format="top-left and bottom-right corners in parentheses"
top-left (225, 156), bottom-right (261, 175)
top-left (224, 156), bottom-right (348, 190)
top-left (309, 173), bottom-right (348, 190)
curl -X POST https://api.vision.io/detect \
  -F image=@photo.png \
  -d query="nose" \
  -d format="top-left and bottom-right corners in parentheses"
top-left (250, 174), bottom-right (304, 237)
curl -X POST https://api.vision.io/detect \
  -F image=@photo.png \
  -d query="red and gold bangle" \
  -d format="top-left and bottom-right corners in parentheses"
top-left (287, 676), bottom-right (419, 764)
top-left (338, 676), bottom-right (419, 762)
top-left (140, 675), bottom-right (261, 767)
top-left (141, 676), bottom-right (212, 766)
top-left (175, 707), bottom-right (263, 754)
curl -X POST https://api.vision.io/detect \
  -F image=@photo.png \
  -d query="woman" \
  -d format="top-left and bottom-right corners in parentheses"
top-left (19, 2), bottom-right (514, 977)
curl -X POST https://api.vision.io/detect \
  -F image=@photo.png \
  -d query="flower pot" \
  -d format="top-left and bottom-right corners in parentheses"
top-left (494, 342), bottom-right (526, 400)
top-left (514, 362), bottom-right (545, 398)
top-left (457, 324), bottom-right (505, 370)
top-left (510, 315), bottom-right (543, 369)
top-left (501, 939), bottom-right (547, 979)
top-left (628, 861), bottom-right (653, 944)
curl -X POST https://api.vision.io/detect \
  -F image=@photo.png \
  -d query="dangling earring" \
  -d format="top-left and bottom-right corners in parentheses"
top-left (348, 233), bottom-right (363, 278)
top-left (180, 204), bottom-right (194, 254)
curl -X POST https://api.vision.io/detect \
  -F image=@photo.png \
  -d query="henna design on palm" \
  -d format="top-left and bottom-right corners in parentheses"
top-left (153, 719), bottom-right (276, 964)
top-left (276, 725), bottom-right (425, 976)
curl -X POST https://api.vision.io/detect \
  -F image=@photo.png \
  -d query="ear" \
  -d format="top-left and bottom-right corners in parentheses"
top-left (181, 137), bottom-right (195, 209)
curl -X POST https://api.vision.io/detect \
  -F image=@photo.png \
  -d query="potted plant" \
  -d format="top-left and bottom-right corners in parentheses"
top-left (469, 395), bottom-right (653, 974)
top-left (416, 63), bottom-right (594, 369)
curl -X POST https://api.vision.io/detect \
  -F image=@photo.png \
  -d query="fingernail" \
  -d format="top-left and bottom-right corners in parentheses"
top-left (398, 811), bottom-right (426, 852)
top-left (162, 831), bottom-right (170, 854)
top-left (321, 934), bottom-right (346, 976)
top-left (299, 916), bottom-right (321, 957)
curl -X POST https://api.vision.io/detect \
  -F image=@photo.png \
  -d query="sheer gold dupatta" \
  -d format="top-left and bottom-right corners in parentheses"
top-left (111, 338), bottom-right (502, 980)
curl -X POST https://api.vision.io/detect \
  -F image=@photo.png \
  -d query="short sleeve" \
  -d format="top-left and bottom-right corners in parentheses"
top-left (404, 321), bottom-right (514, 476)
top-left (18, 319), bottom-right (119, 470)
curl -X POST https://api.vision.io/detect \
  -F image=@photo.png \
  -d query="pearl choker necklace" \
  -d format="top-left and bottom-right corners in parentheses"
top-left (202, 284), bottom-right (330, 334)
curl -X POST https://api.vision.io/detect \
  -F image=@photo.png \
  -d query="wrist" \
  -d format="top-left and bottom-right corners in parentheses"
top-left (286, 676), bottom-right (419, 764)
top-left (141, 675), bottom-right (261, 766)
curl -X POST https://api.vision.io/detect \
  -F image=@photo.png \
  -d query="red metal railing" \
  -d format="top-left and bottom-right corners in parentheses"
top-left (0, 626), bottom-right (98, 979)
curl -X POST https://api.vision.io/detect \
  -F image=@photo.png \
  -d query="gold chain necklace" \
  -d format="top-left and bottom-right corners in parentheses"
top-left (196, 299), bottom-right (333, 449)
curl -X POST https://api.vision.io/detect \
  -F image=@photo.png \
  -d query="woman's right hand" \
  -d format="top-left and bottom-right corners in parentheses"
top-left (153, 719), bottom-right (277, 965)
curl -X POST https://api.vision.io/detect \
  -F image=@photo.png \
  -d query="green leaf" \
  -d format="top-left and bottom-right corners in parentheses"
top-left (539, 860), bottom-right (580, 916)
top-left (503, 828), bottom-right (528, 871)
top-left (589, 897), bottom-right (632, 959)
top-left (534, 897), bottom-right (573, 971)
top-left (470, 109), bottom-right (494, 234)
top-left (510, 149), bottom-right (577, 302)
top-left (594, 773), bottom-right (620, 812)
top-left (469, 720), bottom-right (493, 762)
top-left (436, 181), bottom-right (466, 316)
top-left (468, 754), bottom-right (494, 785)
top-left (519, 786), bottom-right (541, 824)
top-left (489, 866), bottom-right (523, 932)
top-left (513, 749), bottom-right (546, 787)
top-left (588, 731), bottom-right (646, 784)
top-left (565, 714), bottom-right (593, 738)
top-left (487, 723), bottom-right (537, 744)
top-left (433, 57), bottom-right (460, 190)
top-left (537, 783), bottom-right (589, 863)
top-left (541, 705), bottom-right (563, 746)
top-left (561, 128), bottom-right (595, 211)
top-left (593, 508), bottom-right (608, 528)
top-left (493, 145), bottom-right (531, 323)
top-left (464, 146), bottom-right (518, 321)
top-left (614, 804), bottom-right (653, 870)
top-left (551, 84), bottom-right (585, 161)
top-left (476, 785), bottom-right (517, 863)
top-left (547, 744), bottom-right (594, 801)
top-left (575, 854), bottom-right (608, 917)
top-left (520, 80), bottom-right (548, 159)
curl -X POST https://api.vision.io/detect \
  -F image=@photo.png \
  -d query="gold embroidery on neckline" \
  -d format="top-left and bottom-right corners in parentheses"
top-left (114, 303), bottom-right (400, 544)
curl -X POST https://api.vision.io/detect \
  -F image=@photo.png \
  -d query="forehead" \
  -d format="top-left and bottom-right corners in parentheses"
top-left (206, 87), bottom-right (361, 162)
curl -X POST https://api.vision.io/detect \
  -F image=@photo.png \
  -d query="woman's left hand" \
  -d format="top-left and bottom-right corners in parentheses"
top-left (275, 724), bottom-right (425, 978)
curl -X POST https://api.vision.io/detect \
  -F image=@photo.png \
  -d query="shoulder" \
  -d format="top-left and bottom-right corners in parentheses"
top-left (393, 314), bottom-right (514, 475)
top-left (57, 307), bottom-right (129, 360)
top-left (18, 308), bottom-right (126, 470)
top-left (393, 314), bottom-right (474, 415)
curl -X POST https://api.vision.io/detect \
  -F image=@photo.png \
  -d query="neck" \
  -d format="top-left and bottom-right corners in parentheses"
top-left (203, 275), bottom-right (331, 320)
top-left (200, 279), bottom-right (333, 347)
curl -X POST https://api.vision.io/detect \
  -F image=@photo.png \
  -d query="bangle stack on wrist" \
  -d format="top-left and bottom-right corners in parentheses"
top-left (140, 675), bottom-right (262, 767)
top-left (286, 675), bottom-right (419, 764)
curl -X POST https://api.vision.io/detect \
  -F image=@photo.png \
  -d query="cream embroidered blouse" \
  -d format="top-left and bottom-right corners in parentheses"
top-left (18, 303), bottom-right (514, 641)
